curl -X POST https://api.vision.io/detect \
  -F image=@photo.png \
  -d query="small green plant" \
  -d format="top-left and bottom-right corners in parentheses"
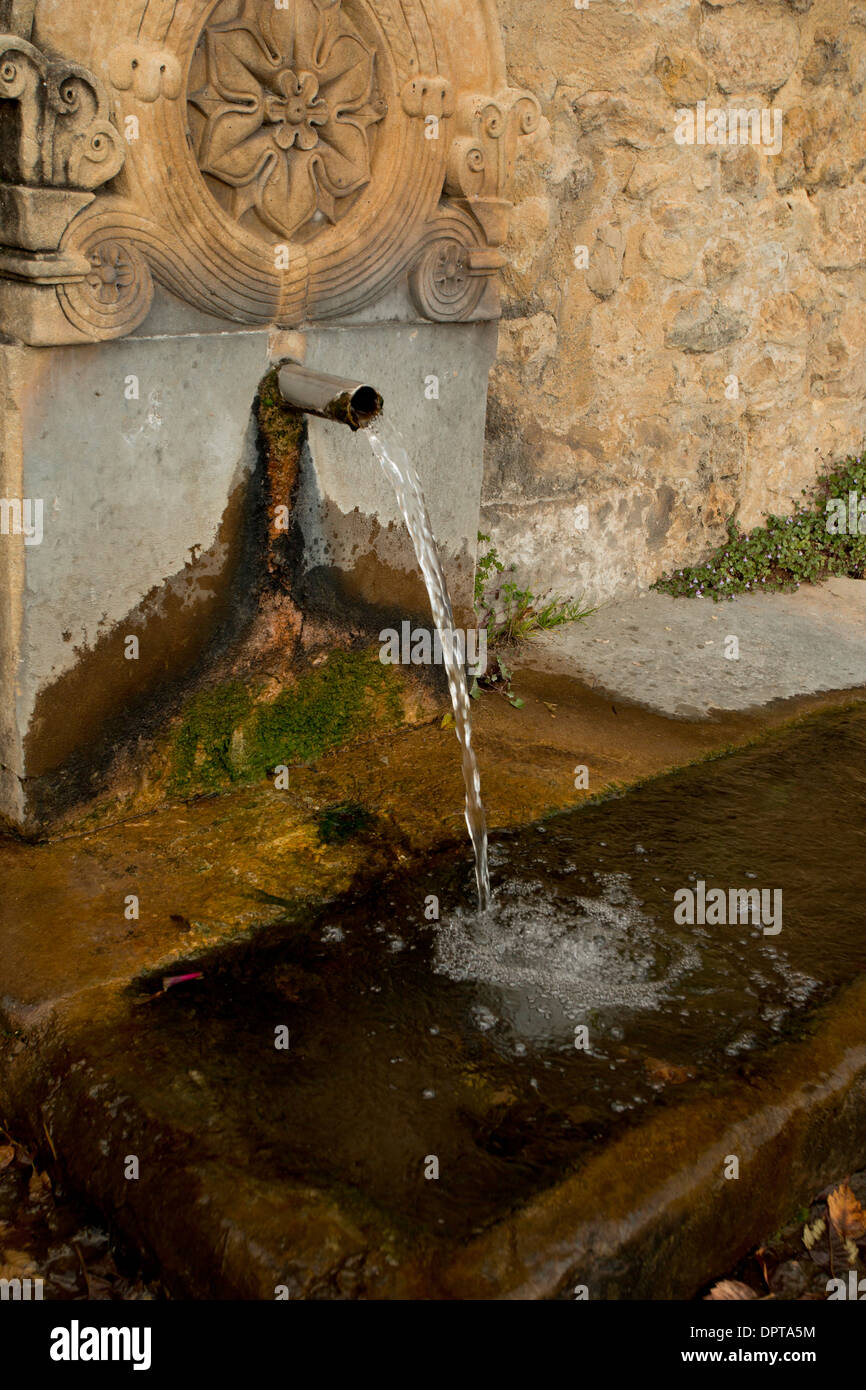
top-left (474, 534), bottom-right (594, 644)
top-left (472, 534), bottom-right (593, 708)
top-left (653, 454), bottom-right (866, 601)
top-left (470, 655), bottom-right (524, 709)
top-left (474, 532), bottom-right (504, 609)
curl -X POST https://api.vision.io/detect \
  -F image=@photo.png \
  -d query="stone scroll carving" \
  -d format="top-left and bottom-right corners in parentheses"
top-left (0, 33), bottom-right (132, 343)
top-left (0, 35), bottom-right (125, 189)
top-left (445, 88), bottom-right (543, 244)
top-left (0, 0), bottom-right (542, 343)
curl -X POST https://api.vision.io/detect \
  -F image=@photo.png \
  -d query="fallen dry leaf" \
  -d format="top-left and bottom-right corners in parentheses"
top-left (827, 1181), bottom-right (866, 1244)
top-left (803, 1209), bottom-right (857, 1272)
top-left (28, 1169), bottom-right (51, 1202)
top-left (0, 1144), bottom-right (14, 1171)
top-left (645, 1057), bottom-right (693, 1085)
top-left (706, 1279), bottom-right (758, 1300)
top-left (802, 1216), bottom-right (826, 1251)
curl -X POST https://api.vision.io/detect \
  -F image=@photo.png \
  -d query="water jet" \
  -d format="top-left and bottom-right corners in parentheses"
top-left (274, 362), bottom-right (490, 906)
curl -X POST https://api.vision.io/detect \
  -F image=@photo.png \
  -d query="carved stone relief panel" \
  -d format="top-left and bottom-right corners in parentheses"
top-left (187, 0), bottom-right (386, 244)
top-left (0, 0), bottom-right (542, 342)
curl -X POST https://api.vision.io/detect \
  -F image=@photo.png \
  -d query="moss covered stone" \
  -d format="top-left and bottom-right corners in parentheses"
top-left (169, 682), bottom-right (254, 795)
top-left (168, 650), bottom-right (405, 798)
top-left (256, 368), bottom-right (306, 466)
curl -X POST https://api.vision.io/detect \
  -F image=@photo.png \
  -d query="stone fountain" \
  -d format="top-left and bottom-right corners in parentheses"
top-left (0, 0), bottom-right (540, 830)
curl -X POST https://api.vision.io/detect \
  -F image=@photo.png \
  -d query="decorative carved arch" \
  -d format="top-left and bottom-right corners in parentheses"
top-left (0, 0), bottom-right (540, 341)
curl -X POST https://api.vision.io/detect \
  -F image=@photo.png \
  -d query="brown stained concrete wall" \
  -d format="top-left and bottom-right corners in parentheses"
top-left (487, 0), bottom-right (866, 605)
top-left (0, 301), bottom-right (496, 830)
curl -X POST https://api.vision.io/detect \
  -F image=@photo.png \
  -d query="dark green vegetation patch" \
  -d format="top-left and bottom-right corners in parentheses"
top-left (315, 800), bottom-right (374, 844)
top-left (655, 455), bottom-right (866, 600)
top-left (169, 651), bottom-right (404, 797)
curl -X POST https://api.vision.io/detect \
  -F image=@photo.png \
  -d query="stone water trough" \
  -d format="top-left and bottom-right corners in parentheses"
top-left (2, 0), bottom-right (866, 1304)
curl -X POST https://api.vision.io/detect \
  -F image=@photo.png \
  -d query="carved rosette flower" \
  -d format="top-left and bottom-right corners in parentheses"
top-left (188, 0), bottom-right (385, 242)
top-left (84, 240), bottom-right (136, 304)
top-left (57, 234), bottom-right (154, 340)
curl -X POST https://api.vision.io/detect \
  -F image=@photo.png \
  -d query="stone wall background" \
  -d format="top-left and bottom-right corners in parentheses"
top-left (483, 0), bottom-right (866, 605)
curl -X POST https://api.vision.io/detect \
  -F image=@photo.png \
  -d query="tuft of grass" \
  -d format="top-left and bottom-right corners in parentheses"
top-left (471, 534), bottom-right (593, 709)
top-left (474, 533), bottom-right (594, 644)
top-left (653, 454), bottom-right (866, 601)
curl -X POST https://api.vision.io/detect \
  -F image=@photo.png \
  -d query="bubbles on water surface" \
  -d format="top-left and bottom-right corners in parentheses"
top-left (433, 872), bottom-right (701, 1045)
top-left (431, 863), bottom-right (820, 1054)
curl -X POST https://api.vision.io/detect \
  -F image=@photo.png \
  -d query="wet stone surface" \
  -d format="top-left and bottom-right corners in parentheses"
top-left (96, 705), bottom-right (866, 1248)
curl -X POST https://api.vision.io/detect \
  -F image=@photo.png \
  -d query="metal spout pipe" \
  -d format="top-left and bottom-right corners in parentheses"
top-left (277, 363), bottom-right (383, 431)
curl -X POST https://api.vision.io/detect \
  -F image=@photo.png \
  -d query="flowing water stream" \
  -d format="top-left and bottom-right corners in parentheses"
top-left (365, 420), bottom-right (491, 909)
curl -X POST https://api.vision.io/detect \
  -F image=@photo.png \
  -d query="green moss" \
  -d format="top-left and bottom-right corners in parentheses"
top-left (245, 650), bottom-right (403, 777)
top-left (256, 367), bottom-right (306, 460)
top-left (169, 682), bottom-right (254, 795)
top-left (168, 651), bottom-right (404, 798)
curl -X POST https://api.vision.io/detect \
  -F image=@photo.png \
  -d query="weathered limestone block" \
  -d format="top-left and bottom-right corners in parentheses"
top-left (720, 145), bottom-right (770, 199)
top-left (585, 223), bottom-right (626, 299)
top-left (654, 47), bottom-right (713, 106)
top-left (698, 6), bottom-right (800, 93)
top-left (568, 91), bottom-right (667, 149)
top-left (665, 297), bottom-right (750, 354)
top-left (640, 224), bottom-right (696, 282)
top-left (775, 96), bottom-right (866, 191)
top-left (758, 291), bottom-right (814, 347)
top-left (740, 345), bottom-right (809, 409)
top-left (496, 313), bottom-right (558, 376)
top-left (812, 184), bottom-right (866, 269)
top-left (624, 159), bottom-right (678, 201)
top-left (802, 25), bottom-right (856, 85)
